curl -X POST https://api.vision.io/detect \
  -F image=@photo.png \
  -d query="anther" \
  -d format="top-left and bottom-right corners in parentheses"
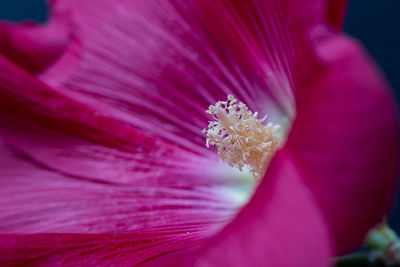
top-left (203, 95), bottom-right (281, 179)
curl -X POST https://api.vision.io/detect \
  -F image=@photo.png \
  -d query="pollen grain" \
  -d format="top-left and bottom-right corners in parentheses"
top-left (202, 95), bottom-right (281, 179)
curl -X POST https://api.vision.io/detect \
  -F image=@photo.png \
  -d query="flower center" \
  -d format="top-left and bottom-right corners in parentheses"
top-left (203, 95), bottom-right (281, 179)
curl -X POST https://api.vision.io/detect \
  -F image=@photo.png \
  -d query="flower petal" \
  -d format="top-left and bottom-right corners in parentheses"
top-left (0, 54), bottom-right (243, 239)
top-left (0, 57), bottom-right (245, 263)
top-left (0, 150), bottom-right (333, 266)
top-left (287, 32), bottom-right (400, 252)
top-left (144, 150), bottom-right (333, 266)
top-left (0, 138), bottom-right (239, 238)
top-left (0, 11), bottom-right (70, 73)
top-left (0, 233), bottom-right (203, 266)
top-left (0, 138), bottom-right (242, 264)
top-left (0, 0), bottom-right (349, 149)
top-left (327, 0), bottom-right (348, 29)
top-left (35, 0), bottom-right (299, 151)
top-left (0, 54), bottom-right (239, 186)
top-left (0, 0), bottom-right (384, 265)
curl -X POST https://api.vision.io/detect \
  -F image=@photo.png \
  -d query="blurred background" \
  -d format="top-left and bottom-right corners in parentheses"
top-left (0, 0), bottom-right (399, 232)
top-left (345, 0), bottom-right (400, 233)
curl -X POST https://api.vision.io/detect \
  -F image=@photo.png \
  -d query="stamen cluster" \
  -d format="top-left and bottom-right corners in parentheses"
top-left (203, 95), bottom-right (281, 179)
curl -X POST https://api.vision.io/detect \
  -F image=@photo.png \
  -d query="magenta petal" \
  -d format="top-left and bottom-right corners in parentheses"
top-left (194, 150), bottom-right (333, 266)
top-left (0, 120), bottom-right (223, 185)
top-left (0, 17), bottom-right (69, 73)
top-left (0, 151), bottom-right (333, 266)
top-left (327, 0), bottom-right (349, 29)
top-left (0, 139), bottom-right (238, 239)
top-left (0, 141), bottom-right (240, 264)
top-left (0, 0), bottom-right (395, 265)
top-left (288, 33), bottom-right (400, 252)
top-left (0, 57), bottom-right (240, 236)
top-left (34, 0), bottom-right (349, 151)
top-left (0, 233), bottom-right (204, 266)
top-left (0, 54), bottom-right (228, 185)
top-left (36, 0), bottom-right (299, 152)
top-left (280, 1), bottom-right (348, 34)
top-left (152, 151), bottom-right (333, 266)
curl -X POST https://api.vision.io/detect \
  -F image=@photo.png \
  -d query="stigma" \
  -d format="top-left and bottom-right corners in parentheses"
top-left (202, 95), bottom-right (281, 179)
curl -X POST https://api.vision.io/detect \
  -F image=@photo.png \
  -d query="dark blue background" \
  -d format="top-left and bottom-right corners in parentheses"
top-left (344, 0), bottom-right (400, 233)
top-left (0, 0), bottom-right (399, 232)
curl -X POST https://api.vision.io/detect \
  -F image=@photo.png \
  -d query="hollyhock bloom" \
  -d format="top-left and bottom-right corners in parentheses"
top-left (0, 0), bottom-right (398, 266)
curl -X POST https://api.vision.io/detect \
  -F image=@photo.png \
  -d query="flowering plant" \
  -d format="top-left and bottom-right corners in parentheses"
top-left (0, 0), bottom-right (398, 266)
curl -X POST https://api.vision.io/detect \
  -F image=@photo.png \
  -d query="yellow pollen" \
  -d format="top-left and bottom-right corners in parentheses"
top-left (202, 95), bottom-right (281, 179)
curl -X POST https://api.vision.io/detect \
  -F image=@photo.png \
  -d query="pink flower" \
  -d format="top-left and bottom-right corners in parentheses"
top-left (0, 0), bottom-right (398, 266)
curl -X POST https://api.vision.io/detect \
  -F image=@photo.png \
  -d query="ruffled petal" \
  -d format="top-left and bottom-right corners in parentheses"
top-left (287, 32), bottom-right (400, 252)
